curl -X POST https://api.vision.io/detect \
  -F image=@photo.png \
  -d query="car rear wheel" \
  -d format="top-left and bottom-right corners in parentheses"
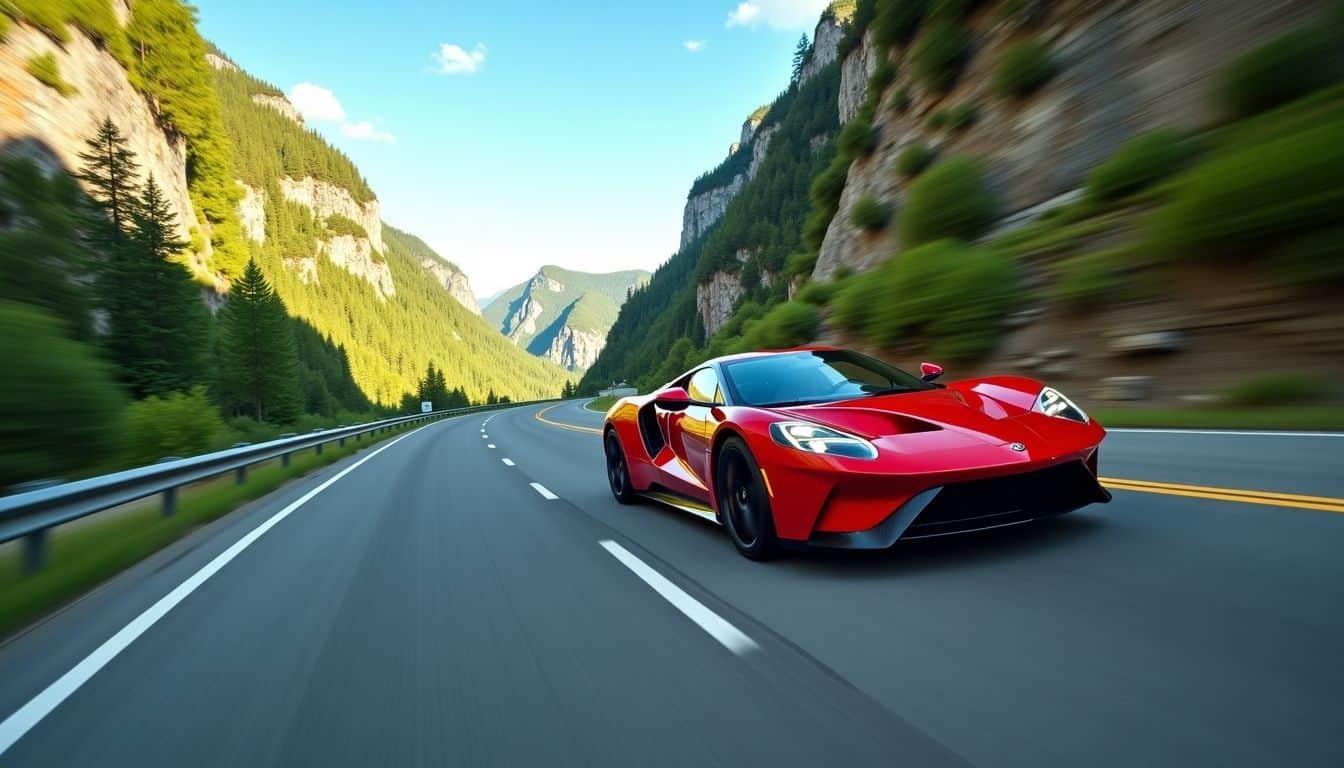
top-left (605, 430), bottom-right (637, 504)
top-left (715, 437), bottom-right (779, 560)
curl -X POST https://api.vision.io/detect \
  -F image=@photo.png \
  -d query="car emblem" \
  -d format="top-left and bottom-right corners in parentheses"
top-left (1010, 442), bottom-right (1026, 452)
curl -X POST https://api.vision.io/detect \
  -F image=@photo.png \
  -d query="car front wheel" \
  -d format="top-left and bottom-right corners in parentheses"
top-left (715, 437), bottom-right (779, 560)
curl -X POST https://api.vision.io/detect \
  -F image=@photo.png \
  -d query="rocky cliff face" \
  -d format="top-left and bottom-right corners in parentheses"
top-left (321, 235), bottom-right (395, 300)
top-left (545, 325), bottom-right (606, 372)
top-left (838, 29), bottom-right (878, 124)
top-left (420, 258), bottom-right (481, 314)
top-left (697, 250), bottom-right (776, 337)
top-left (484, 265), bottom-right (649, 371)
top-left (280, 176), bottom-right (383, 252)
top-left (815, 0), bottom-right (1322, 281)
top-left (238, 183), bottom-right (266, 243)
top-left (0, 23), bottom-right (196, 245)
top-left (800, 14), bottom-right (845, 84)
top-left (680, 115), bottom-right (781, 248)
top-left (251, 94), bottom-right (302, 125)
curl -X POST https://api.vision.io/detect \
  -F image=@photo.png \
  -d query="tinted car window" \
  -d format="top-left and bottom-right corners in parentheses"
top-left (687, 368), bottom-right (722, 404)
top-left (721, 350), bottom-right (931, 407)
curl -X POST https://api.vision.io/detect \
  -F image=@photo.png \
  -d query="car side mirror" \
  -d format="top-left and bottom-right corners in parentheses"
top-left (653, 386), bottom-right (692, 411)
top-left (920, 362), bottom-right (944, 382)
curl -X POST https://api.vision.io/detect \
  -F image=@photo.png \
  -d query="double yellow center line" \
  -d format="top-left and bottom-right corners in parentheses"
top-left (1100, 477), bottom-right (1344, 514)
top-left (533, 405), bottom-right (1344, 514)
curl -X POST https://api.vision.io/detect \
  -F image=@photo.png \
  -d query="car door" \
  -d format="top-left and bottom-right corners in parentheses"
top-left (674, 367), bottom-right (724, 499)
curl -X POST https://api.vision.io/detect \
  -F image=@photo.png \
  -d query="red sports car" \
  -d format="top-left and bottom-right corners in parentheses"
top-left (602, 347), bottom-right (1110, 559)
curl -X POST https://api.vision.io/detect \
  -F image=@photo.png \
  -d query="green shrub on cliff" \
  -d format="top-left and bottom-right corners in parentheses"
top-left (874, 0), bottom-right (927, 47)
top-left (1145, 118), bottom-right (1344, 269)
top-left (850, 195), bottom-right (892, 231)
top-left (912, 21), bottom-right (972, 94)
top-left (838, 115), bottom-right (880, 158)
top-left (25, 53), bottom-right (76, 96)
top-left (899, 156), bottom-right (998, 246)
top-left (1217, 24), bottom-right (1344, 120)
top-left (743, 301), bottom-right (820, 350)
top-left (1086, 130), bottom-right (1191, 202)
top-left (896, 143), bottom-right (936, 177)
top-left (993, 40), bottom-right (1054, 99)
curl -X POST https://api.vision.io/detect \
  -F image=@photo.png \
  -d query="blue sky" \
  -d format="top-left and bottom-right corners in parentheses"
top-left (194, 0), bottom-right (831, 297)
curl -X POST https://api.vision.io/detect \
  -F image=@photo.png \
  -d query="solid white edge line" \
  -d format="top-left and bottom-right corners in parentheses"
top-left (1108, 428), bottom-right (1343, 438)
top-left (599, 540), bottom-right (757, 656)
top-left (0, 427), bottom-right (424, 757)
top-left (501, 458), bottom-right (515, 467)
top-left (530, 483), bottom-right (558, 500)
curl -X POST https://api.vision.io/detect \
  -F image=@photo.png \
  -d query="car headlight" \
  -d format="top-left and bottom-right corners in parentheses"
top-left (769, 421), bottom-right (878, 460)
top-left (1035, 386), bottom-right (1089, 423)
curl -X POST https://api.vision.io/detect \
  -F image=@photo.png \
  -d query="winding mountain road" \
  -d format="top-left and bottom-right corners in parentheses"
top-left (1, 401), bottom-right (1341, 767)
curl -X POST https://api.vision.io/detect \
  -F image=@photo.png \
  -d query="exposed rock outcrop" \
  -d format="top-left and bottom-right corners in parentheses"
top-left (321, 235), bottom-right (395, 300)
top-left (838, 29), bottom-right (877, 124)
top-left (280, 176), bottom-right (383, 252)
top-left (0, 23), bottom-right (196, 242)
top-left (503, 297), bottom-right (544, 342)
top-left (420, 258), bottom-right (481, 314)
top-left (205, 53), bottom-right (238, 72)
top-left (681, 177), bottom-right (745, 248)
top-left (545, 325), bottom-right (606, 371)
top-left (800, 13), bottom-right (845, 84)
top-left (238, 183), bottom-right (266, 243)
top-left (680, 118), bottom-right (780, 247)
top-left (251, 93), bottom-right (302, 125)
top-left (697, 250), bottom-right (776, 337)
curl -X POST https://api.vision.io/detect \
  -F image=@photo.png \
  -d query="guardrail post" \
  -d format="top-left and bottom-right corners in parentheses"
top-left (235, 466), bottom-right (247, 485)
top-left (339, 436), bottom-right (346, 448)
top-left (163, 486), bottom-right (177, 518)
top-left (22, 530), bottom-right (48, 574)
top-left (282, 452), bottom-right (291, 468)
top-left (316, 441), bottom-right (323, 456)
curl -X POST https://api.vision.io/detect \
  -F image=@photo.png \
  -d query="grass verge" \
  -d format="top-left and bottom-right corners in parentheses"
top-left (1093, 406), bottom-right (1344, 431)
top-left (585, 396), bottom-right (618, 412)
top-left (0, 422), bottom-right (419, 640)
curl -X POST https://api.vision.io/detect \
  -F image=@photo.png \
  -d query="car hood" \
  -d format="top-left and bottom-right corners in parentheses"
top-left (772, 387), bottom-right (1053, 448)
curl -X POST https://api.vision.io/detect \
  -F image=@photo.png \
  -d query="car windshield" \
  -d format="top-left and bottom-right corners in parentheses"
top-left (720, 350), bottom-right (933, 407)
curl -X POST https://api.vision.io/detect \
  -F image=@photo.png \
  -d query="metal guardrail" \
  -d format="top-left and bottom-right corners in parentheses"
top-left (0, 400), bottom-right (550, 572)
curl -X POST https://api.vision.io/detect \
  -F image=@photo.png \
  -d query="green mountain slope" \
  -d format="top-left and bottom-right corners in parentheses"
top-left (211, 59), bottom-right (571, 403)
top-left (483, 265), bottom-right (649, 370)
top-left (579, 57), bottom-right (842, 392)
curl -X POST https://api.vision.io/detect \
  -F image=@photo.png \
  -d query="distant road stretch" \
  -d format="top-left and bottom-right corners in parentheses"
top-left (1, 402), bottom-right (1341, 767)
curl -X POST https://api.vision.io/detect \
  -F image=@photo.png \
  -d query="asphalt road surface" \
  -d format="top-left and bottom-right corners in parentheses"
top-left (1, 402), bottom-right (1341, 767)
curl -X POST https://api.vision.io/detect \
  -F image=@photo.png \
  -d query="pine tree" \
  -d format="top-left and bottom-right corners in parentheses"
top-left (76, 117), bottom-right (140, 238)
top-left (100, 174), bottom-right (211, 398)
top-left (217, 260), bottom-right (301, 422)
top-left (791, 34), bottom-right (811, 84)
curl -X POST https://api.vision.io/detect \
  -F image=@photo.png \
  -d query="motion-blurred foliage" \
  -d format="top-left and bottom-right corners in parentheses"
top-left (898, 156), bottom-right (999, 246)
top-left (1222, 373), bottom-right (1332, 406)
top-left (833, 240), bottom-right (1017, 360)
top-left (123, 388), bottom-right (228, 467)
top-left (1085, 130), bottom-right (1192, 203)
top-left (0, 302), bottom-right (125, 490)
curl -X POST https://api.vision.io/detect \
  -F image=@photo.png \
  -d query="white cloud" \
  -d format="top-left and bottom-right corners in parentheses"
top-left (683, 39), bottom-right (705, 52)
top-left (287, 82), bottom-right (346, 123)
top-left (725, 0), bottom-right (828, 29)
top-left (286, 82), bottom-right (393, 142)
top-left (435, 42), bottom-right (487, 75)
top-left (341, 121), bottom-right (396, 143)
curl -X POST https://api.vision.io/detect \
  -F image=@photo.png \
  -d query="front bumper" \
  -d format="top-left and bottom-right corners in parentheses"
top-left (808, 460), bottom-right (1111, 549)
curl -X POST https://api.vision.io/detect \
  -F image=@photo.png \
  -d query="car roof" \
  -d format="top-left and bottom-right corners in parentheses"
top-left (707, 345), bottom-right (842, 366)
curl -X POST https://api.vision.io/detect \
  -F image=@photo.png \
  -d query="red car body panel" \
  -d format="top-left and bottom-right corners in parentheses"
top-left (603, 350), bottom-right (1109, 548)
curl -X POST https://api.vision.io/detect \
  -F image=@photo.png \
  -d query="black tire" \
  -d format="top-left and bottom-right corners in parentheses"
top-left (605, 429), bottom-right (638, 504)
top-left (715, 437), bottom-right (779, 560)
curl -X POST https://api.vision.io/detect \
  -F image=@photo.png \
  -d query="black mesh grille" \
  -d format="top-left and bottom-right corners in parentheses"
top-left (904, 461), bottom-right (1107, 538)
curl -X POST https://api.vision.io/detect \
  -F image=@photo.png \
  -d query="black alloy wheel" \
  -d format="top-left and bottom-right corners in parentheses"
top-left (605, 430), bottom-right (637, 504)
top-left (715, 437), bottom-right (779, 560)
